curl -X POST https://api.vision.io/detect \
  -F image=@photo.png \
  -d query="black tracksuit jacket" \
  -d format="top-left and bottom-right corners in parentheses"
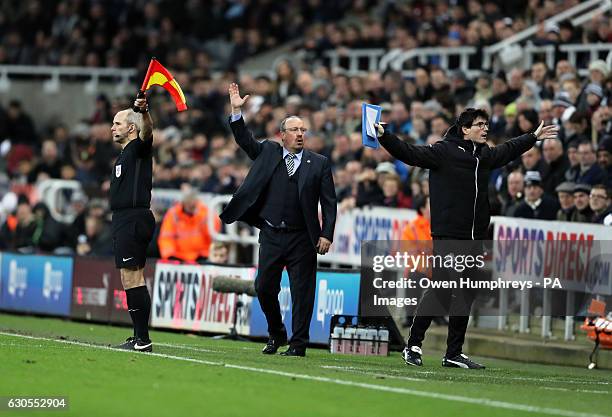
top-left (379, 126), bottom-right (537, 239)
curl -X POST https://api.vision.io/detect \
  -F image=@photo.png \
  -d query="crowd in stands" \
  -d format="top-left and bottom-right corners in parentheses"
top-left (0, 0), bottom-right (611, 260)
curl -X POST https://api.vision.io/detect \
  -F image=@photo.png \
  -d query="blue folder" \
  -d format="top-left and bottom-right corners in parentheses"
top-left (362, 103), bottom-right (381, 149)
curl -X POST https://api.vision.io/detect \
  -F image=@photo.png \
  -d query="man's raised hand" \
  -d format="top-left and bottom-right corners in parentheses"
top-left (229, 83), bottom-right (250, 113)
top-left (534, 121), bottom-right (559, 141)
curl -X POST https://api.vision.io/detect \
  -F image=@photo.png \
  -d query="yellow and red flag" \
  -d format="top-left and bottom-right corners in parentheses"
top-left (140, 58), bottom-right (187, 112)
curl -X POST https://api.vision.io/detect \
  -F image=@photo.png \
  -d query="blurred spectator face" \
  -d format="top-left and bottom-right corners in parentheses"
top-left (598, 149), bottom-right (610, 168)
top-left (561, 79), bottom-right (580, 103)
top-left (307, 135), bottom-right (325, 153)
top-left (507, 69), bottom-right (523, 90)
top-left (382, 177), bottom-right (400, 198)
top-left (492, 77), bottom-right (507, 95)
top-left (557, 191), bottom-right (573, 210)
top-left (538, 100), bottom-right (553, 124)
top-left (578, 143), bottom-right (596, 168)
top-left (41, 140), bottom-right (58, 162)
top-left (85, 215), bottom-right (102, 238)
top-left (16, 203), bottom-right (33, 225)
top-left (410, 102), bottom-right (424, 119)
top-left (430, 69), bottom-right (447, 90)
top-left (276, 60), bottom-right (294, 81)
top-left (430, 116), bottom-right (449, 137)
top-left (525, 184), bottom-right (543, 203)
top-left (420, 178), bottom-right (429, 196)
top-left (334, 168), bottom-right (349, 188)
top-left (391, 102), bottom-right (409, 123)
top-left (518, 114), bottom-right (535, 133)
top-left (345, 161), bottom-right (362, 177)
top-left (586, 92), bottom-right (602, 108)
top-left (521, 147), bottom-right (541, 170)
top-left (507, 172), bottom-right (524, 197)
top-left (589, 188), bottom-right (609, 212)
top-left (333, 135), bottom-right (350, 155)
top-left (531, 62), bottom-right (548, 84)
top-left (573, 191), bottom-right (589, 210)
top-left (542, 139), bottom-right (563, 163)
top-left (209, 244), bottom-right (229, 264)
top-left (555, 60), bottom-right (573, 79)
top-left (415, 68), bottom-right (429, 88)
top-left (567, 146), bottom-right (579, 167)
top-left (297, 72), bottom-right (314, 94)
top-left (181, 192), bottom-right (198, 215)
top-left (281, 117), bottom-right (306, 153)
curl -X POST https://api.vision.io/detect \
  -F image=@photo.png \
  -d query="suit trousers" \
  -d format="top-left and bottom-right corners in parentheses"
top-left (256, 225), bottom-right (317, 349)
top-left (407, 238), bottom-right (482, 358)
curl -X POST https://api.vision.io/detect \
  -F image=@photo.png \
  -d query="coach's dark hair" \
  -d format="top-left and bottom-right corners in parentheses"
top-left (280, 115), bottom-right (302, 132)
top-left (456, 108), bottom-right (490, 129)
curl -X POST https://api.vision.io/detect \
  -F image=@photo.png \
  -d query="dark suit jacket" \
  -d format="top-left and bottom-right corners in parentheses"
top-left (220, 117), bottom-right (337, 248)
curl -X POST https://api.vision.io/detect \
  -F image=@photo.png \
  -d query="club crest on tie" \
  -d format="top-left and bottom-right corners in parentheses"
top-left (115, 164), bottom-right (122, 178)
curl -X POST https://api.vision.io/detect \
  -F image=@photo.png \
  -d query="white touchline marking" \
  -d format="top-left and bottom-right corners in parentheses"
top-left (0, 331), bottom-right (610, 417)
top-left (322, 365), bottom-right (611, 386)
top-left (155, 342), bottom-right (220, 353)
top-left (320, 366), bottom-right (425, 382)
top-left (541, 387), bottom-right (610, 395)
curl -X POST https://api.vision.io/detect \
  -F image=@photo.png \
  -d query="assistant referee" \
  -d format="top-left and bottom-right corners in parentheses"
top-left (110, 94), bottom-right (156, 352)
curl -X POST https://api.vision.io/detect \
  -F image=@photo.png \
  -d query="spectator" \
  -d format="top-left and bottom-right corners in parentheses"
top-left (569, 141), bottom-right (606, 186)
top-left (589, 185), bottom-right (611, 224)
top-left (500, 171), bottom-right (524, 217)
top-left (76, 214), bottom-right (113, 256)
top-left (28, 140), bottom-right (63, 183)
top-left (5, 100), bottom-right (38, 147)
top-left (158, 186), bottom-right (219, 262)
top-left (541, 138), bottom-right (569, 195)
top-left (597, 137), bottom-right (612, 189)
top-left (32, 202), bottom-right (71, 253)
top-left (208, 241), bottom-right (230, 264)
top-left (570, 183), bottom-right (594, 223)
top-left (514, 171), bottom-right (559, 220)
top-left (4, 201), bottom-right (37, 252)
top-left (555, 181), bottom-right (575, 221)
top-left (401, 195), bottom-right (431, 241)
top-left (520, 145), bottom-right (544, 176)
top-left (380, 174), bottom-right (411, 209)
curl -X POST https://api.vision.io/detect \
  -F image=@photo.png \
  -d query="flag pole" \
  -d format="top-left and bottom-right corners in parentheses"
top-left (133, 57), bottom-right (156, 112)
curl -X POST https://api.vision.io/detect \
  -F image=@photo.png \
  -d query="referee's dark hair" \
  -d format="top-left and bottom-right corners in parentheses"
top-left (456, 108), bottom-right (490, 129)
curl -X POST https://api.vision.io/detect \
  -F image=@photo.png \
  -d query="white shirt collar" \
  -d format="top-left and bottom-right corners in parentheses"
top-left (283, 147), bottom-right (303, 161)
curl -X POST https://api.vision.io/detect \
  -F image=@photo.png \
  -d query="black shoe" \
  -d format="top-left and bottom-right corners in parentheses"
top-left (115, 337), bottom-right (136, 350)
top-left (114, 337), bottom-right (152, 352)
top-left (442, 353), bottom-right (485, 369)
top-left (262, 335), bottom-right (287, 354)
top-left (402, 345), bottom-right (423, 367)
top-left (134, 338), bottom-right (153, 353)
top-left (280, 347), bottom-right (305, 357)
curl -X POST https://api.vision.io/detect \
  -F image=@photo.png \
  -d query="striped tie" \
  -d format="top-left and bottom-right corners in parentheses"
top-left (285, 153), bottom-right (295, 176)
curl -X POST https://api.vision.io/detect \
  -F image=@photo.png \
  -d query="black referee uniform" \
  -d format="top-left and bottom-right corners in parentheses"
top-left (110, 134), bottom-right (156, 269)
top-left (110, 129), bottom-right (155, 348)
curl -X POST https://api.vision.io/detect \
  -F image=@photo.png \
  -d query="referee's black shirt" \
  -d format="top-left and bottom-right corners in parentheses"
top-left (110, 134), bottom-right (153, 211)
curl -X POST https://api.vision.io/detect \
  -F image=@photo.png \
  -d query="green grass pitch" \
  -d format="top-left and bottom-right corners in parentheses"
top-left (1, 313), bottom-right (610, 417)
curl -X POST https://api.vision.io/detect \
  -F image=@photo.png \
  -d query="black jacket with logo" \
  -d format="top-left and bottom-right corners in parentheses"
top-left (379, 126), bottom-right (537, 239)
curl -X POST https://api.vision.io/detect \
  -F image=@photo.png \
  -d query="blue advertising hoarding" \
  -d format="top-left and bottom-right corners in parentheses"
top-left (249, 270), bottom-right (360, 344)
top-left (0, 253), bottom-right (73, 316)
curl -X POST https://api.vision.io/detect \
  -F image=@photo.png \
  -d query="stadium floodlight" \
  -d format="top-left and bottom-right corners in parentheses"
top-left (43, 72), bottom-right (60, 94)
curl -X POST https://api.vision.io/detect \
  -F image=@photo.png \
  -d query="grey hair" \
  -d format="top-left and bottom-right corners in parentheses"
top-left (280, 115), bottom-right (302, 132)
top-left (124, 109), bottom-right (142, 133)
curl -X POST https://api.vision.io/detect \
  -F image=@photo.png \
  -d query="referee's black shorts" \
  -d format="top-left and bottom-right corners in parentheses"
top-left (111, 208), bottom-right (155, 269)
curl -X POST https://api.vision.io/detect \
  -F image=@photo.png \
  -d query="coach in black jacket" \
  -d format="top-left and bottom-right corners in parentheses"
top-left (377, 108), bottom-right (558, 369)
top-left (221, 83), bottom-right (337, 356)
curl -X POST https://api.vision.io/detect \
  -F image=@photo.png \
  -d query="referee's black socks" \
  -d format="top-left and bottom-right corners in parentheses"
top-left (126, 286), bottom-right (151, 342)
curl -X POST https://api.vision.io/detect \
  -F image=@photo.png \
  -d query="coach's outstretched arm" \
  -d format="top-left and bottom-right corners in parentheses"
top-left (489, 121), bottom-right (559, 168)
top-left (228, 83), bottom-right (263, 161)
top-left (375, 123), bottom-right (442, 170)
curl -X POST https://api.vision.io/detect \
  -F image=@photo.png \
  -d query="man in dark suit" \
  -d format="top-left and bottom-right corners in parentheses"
top-left (220, 83), bottom-right (337, 357)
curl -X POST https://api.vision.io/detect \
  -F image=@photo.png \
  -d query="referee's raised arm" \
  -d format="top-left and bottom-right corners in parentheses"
top-left (133, 95), bottom-right (153, 141)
